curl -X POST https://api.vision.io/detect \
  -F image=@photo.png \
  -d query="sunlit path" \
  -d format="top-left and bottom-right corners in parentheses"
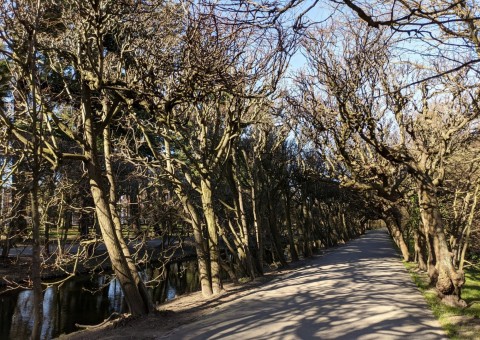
top-left (158, 229), bottom-right (446, 340)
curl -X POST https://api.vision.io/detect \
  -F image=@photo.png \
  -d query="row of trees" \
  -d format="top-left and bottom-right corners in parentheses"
top-left (1, 0), bottom-right (479, 338)
top-left (0, 1), bottom-right (370, 338)
top-left (288, 16), bottom-right (480, 306)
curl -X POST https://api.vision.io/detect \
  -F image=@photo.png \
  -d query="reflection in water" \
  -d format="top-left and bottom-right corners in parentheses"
top-left (107, 277), bottom-right (124, 312)
top-left (42, 288), bottom-right (54, 340)
top-left (9, 290), bottom-right (34, 340)
top-left (7, 287), bottom-right (55, 339)
top-left (0, 260), bottom-right (199, 339)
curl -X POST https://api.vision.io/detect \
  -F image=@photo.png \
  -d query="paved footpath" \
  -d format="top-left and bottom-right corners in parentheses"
top-left (159, 229), bottom-right (446, 340)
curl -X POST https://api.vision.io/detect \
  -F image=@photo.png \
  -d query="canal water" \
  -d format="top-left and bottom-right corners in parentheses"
top-left (0, 260), bottom-right (199, 339)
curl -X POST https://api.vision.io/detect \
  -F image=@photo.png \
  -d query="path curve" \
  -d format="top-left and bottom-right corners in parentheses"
top-left (159, 229), bottom-right (446, 339)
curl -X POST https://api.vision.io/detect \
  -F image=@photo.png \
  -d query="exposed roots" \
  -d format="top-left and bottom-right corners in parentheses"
top-left (441, 294), bottom-right (467, 308)
top-left (75, 312), bottom-right (128, 330)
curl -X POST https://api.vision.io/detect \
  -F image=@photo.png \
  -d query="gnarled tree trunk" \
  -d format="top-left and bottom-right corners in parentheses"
top-left (418, 182), bottom-right (465, 305)
top-left (413, 228), bottom-right (427, 271)
top-left (384, 208), bottom-right (410, 261)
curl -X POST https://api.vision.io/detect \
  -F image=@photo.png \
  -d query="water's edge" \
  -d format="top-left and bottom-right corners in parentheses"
top-left (0, 259), bottom-right (200, 339)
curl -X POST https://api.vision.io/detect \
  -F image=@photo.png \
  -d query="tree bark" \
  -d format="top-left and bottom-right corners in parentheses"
top-left (302, 200), bottom-right (313, 257)
top-left (251, 176), bottom-right (264, 275)
top-left (414, 228), bottom-right (427, 271)
top-left (227, 155), bottom-right (256, 279)
top-left (179, 192), bottom-right (213, 297)
top-left (86, 159), bottom-right (149, 315)
top-left (458, 183), bottom-right (479, 271)
top-left (31, 177), bottom-right (43, 340)
top-left (266, 190), bottom-right (288, 266)
top-left (103, 124), bottom-right (153, 313)
top-left (236, 186), bottom-right (256, 279)
top-left (82, 83), bottom-right (148, 316)
top-left (200, 177), bottom-right (222, 294)
top-left (393, 206), bottom-right (412, 255)
top-left (29, 17), bottom-right (43, 338)
top-left (384, 210), bottom-right (410, 261)
top-left (162, 139), bottom-right (213, 297)
top-left (418, 182), bottom-right (465, 302)
top-left (284, 189), bottom-right (299, 262)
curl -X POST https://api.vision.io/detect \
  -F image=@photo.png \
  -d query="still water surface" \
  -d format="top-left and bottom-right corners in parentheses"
top-left (0, 260), bottom-right (199, 339)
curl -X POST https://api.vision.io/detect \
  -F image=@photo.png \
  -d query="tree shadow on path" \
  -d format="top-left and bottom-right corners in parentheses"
top-left (159, 229), bottom-right (446, 340)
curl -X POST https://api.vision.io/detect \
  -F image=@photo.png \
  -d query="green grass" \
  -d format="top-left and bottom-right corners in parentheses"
top-left (462, 269), bottom-right (480, 314)
top-left (404, 262), bottom-right (480, 339)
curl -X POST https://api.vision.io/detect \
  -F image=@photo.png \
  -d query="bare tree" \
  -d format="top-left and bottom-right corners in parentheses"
top-left (442, 135), bottom-right (480, 271)
top-left (128, 1), bottom-right (292, 295)
top-left (0, 0), bottom-right (46, 336)
top-left (297, 21), bottom-right (480, 305)
top-left (0, 0), bottom-right (164, 315)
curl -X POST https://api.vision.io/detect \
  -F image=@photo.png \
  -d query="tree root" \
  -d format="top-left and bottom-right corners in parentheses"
top-left (441, 294), bottom-right (467, 308)
top-left (75, 312), bottom-right (127, 329)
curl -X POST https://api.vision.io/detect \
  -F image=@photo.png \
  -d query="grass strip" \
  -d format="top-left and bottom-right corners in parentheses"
top-left (404, 262), bottom-right (480, 339)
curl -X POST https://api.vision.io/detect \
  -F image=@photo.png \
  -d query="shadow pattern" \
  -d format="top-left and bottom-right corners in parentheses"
top-left (160, 230), bottom-right (446, 340)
